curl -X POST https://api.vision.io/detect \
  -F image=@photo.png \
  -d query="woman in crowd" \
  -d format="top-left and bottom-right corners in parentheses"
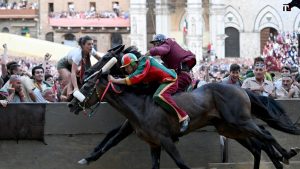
top-left (57, 36), bottom-right (101, 98)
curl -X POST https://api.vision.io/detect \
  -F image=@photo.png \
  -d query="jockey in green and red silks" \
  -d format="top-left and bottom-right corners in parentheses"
top-left (108, 53), bottom-right (190, 133)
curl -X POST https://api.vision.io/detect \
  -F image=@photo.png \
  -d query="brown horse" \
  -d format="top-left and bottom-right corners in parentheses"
top-left (69, 47), bottom-right (300, 169)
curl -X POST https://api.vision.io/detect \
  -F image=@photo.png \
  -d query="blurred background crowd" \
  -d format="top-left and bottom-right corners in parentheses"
top-left (1, 31), bottom-right (300, 105)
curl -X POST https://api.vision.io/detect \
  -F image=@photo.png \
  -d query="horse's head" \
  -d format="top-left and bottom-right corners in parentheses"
top-left (288, 0), bottom-right (300, 8)
top-left (68, 45), bottom-right (124, 114)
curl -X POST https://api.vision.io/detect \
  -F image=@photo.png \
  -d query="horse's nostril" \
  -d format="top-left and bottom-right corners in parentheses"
top-left (68, 102), bottom-right (74, 108)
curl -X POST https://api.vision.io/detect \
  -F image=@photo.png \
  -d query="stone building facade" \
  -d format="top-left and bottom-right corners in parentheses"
top-left (1, 0), bottom-right (299, 63)
top-left (38, 0), bottom-right (130, 53)
top-left (131, 0), bottom-right (300, 63)
top-left (0, 0), bottom-right (39, 38)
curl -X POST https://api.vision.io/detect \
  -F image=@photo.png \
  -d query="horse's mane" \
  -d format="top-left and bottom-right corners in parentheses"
top-left (84, 45), bottom-right (125, 80)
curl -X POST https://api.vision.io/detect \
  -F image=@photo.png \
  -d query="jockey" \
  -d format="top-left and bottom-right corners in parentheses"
top-left (108, 53), bottom-right (190, 133)
top-left (146, 34), bottom-right (196, 92)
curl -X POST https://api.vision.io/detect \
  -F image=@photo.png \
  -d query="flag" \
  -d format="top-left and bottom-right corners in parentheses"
top-left (183, 18), bottom-right (188, 34)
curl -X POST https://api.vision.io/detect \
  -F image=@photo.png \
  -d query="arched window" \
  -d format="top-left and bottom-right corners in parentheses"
top-left (225, 27), bottom-right (240, 57)
top-left (2, 27), bottom-right (9, 33)
top-left (111, 33), bottom-right (123, 48)
top-left (45, 32), bottom-right (54, 42)
top-left (260, 27), bottom-right (278, 53)
top-left (63, 33), bottom-right (77, 47)
top-left (64, 33), bottom-right (76, 41)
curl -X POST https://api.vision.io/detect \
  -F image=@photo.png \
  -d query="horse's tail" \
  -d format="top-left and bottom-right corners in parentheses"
top-left (245, 89), bottom-right (300, 135)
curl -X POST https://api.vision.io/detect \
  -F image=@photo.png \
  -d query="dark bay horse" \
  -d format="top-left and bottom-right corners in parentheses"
top-left (288, 0), bottom-right (300, 9)
top-left (69, 47), bottom-right (300, 169)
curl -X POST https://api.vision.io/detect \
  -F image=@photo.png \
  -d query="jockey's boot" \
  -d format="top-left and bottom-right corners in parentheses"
top-left (180, 116), bottom-right (190, 133)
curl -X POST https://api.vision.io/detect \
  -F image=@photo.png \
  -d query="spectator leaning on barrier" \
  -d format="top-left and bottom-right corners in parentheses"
top-left (242, 62), bottom-right (275, 97)
top-left (275, 73), bottom-right (300, 99)
top-left (274, 66), bottom-right (291, 89)
top-left (0, 76), bottom-right (7, 107)
top-left (221, 63), bottom-right (242, 87)
top-left (42, 88), bottom-right (57, 103)
top-left (0, 75), bottom-right (27, 102)
top-left (1, 44), bottom-right (36, 102)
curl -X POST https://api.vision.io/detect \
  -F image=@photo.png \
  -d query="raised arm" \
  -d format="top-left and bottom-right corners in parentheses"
top-left (1, 44), bottom-right (8, 78)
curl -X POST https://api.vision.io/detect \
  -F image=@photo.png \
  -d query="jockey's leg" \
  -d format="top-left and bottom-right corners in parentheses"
top-left (153, 81), bottom-right (190, 133)
top-left (177, 71), bottom-right (192, 92)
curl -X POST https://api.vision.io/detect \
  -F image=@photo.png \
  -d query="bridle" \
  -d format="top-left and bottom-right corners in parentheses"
top-left (77, 76), bottom-right (123, 117)
top-left (77, 51), bottom-right (123, 117)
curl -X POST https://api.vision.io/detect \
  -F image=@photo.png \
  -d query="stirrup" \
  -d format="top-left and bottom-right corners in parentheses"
top-left (180, 117), bottom-right (190, 133)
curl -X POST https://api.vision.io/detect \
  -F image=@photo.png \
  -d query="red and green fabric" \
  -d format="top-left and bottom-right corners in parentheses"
top-left (125, 56), bottom-right (177, 85)
top-left (125, 56), bottom-right (188, 121)
top-left (121, 53), bottom-right (138, 68)
top-left (153, 81), bottom-right (188, 121)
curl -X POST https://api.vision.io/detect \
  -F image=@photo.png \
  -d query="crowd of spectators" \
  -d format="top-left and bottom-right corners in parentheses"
top-left (1, 30), bottom-right (300, 106)
top-left (192, 32), bottom-right (300, 99)
top-left (262, 32), bottom-right (299, 71)
top-left (49, 10), bottom-right (129, 19)
top-left (49, 2), bottom-right (129, 19)
top-left (0, 0), bottom-right (38, 10)
top-left (0, 44), bottom-right (62, 106)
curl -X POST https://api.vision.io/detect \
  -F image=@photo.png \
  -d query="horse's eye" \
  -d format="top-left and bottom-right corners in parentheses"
top-left (83, 85), bottom-right (90, 91)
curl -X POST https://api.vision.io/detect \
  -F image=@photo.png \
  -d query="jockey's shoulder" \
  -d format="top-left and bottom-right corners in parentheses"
top-left (138, 55), bottom-right (147, 60)
top-left (138, 55), bottom-right (154, 62)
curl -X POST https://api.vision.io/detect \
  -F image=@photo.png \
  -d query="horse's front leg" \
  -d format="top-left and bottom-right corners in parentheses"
top-left (79, 120), bottom-right (134, 165)
top-left (150, 146), bottom-right (161, 169)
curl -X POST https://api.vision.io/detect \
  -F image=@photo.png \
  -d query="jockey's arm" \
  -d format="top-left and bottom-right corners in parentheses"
top-left (149, 43), bottom-right (170, 58)
top-left (108, 75), bottom-right (126, 85)
top-left (71, 63), bottom-right (79, 91)
top-left (1, 44), bottom-right (8, 79)
top-left (109, 58), bottom-right (150, 86)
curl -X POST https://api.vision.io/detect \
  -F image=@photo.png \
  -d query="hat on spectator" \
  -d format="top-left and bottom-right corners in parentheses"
top-left (291, 66), bottom-right (298, 73)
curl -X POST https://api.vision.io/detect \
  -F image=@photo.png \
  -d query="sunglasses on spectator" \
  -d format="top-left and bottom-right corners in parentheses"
top-left (254, 68), bottom-right (264, 72)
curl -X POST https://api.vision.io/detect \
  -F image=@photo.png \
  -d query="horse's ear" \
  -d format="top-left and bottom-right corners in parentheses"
top-left (115, 45), bottom-right (125, 54)
top-left (107, 44), bottom-right (123, 52)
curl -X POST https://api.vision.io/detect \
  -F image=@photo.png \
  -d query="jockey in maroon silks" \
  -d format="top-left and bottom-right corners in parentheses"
top-left (147, 34), bottom-right (196, 92)
top-left (108, 53), bottom-right (190, 133)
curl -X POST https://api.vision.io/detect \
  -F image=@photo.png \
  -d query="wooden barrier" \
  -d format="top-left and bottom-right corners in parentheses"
top-left (0, 100), bottom-right (298, 169)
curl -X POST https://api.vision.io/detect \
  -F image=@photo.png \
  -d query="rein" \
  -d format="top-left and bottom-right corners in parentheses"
top-left (78, 79), bottom-right (122, 117)
top-left (98, 80), bottom-right (122, 102)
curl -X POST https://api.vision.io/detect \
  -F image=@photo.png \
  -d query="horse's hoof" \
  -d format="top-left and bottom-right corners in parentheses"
top-left (78, 158), bottom-right (88, 165)
top-left (291, 147), bottom-right (300, 154)
top-left (282, 157), bottom-right (290, 165)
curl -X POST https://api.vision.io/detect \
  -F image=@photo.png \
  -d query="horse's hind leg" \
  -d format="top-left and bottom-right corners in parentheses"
top-left (242, 120), bottom-right (292, 161)
top-left (160, 136), bottom-right (190, 169)
top-left (83, 120), bottom-right (133, 163)
top-left (150, 146), bottom-right (161, 169)
top-left (236, 137), bottom-right (283, 169)
top-left (235, 138), bottom-right (262, 169)
top-left (259, 126), bottom-right (300, 163)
